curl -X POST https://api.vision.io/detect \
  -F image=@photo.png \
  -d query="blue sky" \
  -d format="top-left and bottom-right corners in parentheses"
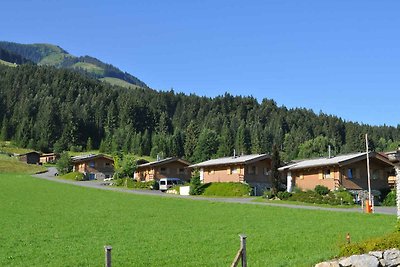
top-left (2, 0), bottom-right (399, 126)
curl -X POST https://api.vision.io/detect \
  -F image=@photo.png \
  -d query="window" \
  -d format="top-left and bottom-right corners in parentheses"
top-left (178, 168), bottom-right (185, 174)
top-left (263, 167), bottom-right (270, 176)
top-left (231, 167), bottom-right (239, 174)
top-left (208, 169), bottom-right (215, 174)
top-left (372, 170), bottom-right (379, 180)
top-left (105, 174), bottom-right (110, 179)
top-left (105, 162), bottom-right (111, 167)
top-left (248, 166), bottom-right (257, 175)
top-left (160, 167), bottom-right (167, 174)
top-left (89, 161), bottom-right (95, 168)
top-left (160, 180), bottom-right (166, 185)
top-left (347, 168), bottom-right (353, 179)
top-left (324, 169), bottom-right (331, 179)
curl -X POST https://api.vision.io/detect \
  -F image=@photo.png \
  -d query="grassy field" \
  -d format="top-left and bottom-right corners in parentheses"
top-left (0, 155), bottom-right (46, 174)
top-left (100, 77), bottom-right (142, 89)
top-left (0, 173), bottom-right (396, 267)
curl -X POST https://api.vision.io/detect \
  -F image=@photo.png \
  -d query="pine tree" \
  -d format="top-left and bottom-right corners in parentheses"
top-left (271, 144), bottom-right (281, 195)
top-left (0, 117), bottom-right (9, 141)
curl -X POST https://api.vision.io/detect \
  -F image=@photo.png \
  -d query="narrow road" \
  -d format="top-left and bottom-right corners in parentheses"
top-left (34, 168), bottom-right (396, 215)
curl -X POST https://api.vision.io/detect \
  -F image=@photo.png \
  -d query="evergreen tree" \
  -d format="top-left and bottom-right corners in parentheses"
top-left (86, 137), bottom-right (93, 151)
top-left (271, 144), bottom-right (281, 195)
top-left (193, 128), bottom-right (219, 162)
top-left (1, 117), bottom-right (9, 141)
top-left (184, 121), bottom-right (200, 161)
top-left (217, 121), bottom-right (234, 157)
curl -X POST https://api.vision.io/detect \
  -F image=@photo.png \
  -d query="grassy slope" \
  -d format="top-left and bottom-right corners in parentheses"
top-left (100, 77), bottom-right (142, 89)
top-left (0, 173), bottom-right (395, 267)
top-left (0, 141), bottom-right (33, 155)
top-left (0, 155), bottom-right (46, 174)
top-left (0, 59), bottom-right (16, 67)
top-left (72, 62), bottom-right (104, 76)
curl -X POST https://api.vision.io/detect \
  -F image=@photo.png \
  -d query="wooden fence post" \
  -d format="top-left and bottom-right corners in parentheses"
top-left (104, 245), bottom-right (112, 267)
top-left (240, 234), bottom-right (247, 267)
top-left (231, 234), bottom-right (247, 267)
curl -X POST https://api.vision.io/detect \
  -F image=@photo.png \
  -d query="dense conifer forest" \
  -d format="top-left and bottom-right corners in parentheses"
top-left (0, 64), bottom-right (399, 162)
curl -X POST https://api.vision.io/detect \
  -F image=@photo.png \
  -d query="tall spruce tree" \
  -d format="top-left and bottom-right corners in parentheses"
top-left (271, 144), bottom-right (281, 195)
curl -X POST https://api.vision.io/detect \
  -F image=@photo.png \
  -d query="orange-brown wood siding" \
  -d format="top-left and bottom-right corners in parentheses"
top-left (135, 161), bottom-right (191, 182)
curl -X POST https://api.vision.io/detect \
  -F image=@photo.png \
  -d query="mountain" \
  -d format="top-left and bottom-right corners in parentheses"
top-left (0, 41), bottom-right (147, 89)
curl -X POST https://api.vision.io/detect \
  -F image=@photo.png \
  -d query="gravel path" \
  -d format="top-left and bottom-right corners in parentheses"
top-left (34, 168), bottom-right (396, 215)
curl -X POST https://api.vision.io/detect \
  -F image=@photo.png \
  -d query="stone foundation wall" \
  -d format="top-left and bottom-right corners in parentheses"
top-left (315, 248), bottom-right (400, 267)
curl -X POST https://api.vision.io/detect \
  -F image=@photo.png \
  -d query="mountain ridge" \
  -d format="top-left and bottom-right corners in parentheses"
top-left (0, 41), bottom-right (147, 89)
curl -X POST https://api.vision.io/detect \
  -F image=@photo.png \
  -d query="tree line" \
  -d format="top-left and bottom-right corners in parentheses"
top-left (0, 64), bottom-right (399, 163)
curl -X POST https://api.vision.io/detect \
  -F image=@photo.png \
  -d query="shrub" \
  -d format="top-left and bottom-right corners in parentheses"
top-left (277, 191), bottom-right (292, 200)
top-left (339, 232), bottom-right (400, 257)
top-left (114, 178), bottom-right (154, 189)
top-left (61, 171), bottom-right (85, 181)
top-left (335, 190), bottom-right (354, 205)
top-left (202, 183), bottom-right (251, 197)
top-left (383, 190), bottom-right (396, 206)
top-left (314, 185), bottom-right (330, 195)
top-left (151, 180), bottom-right (159, 190)
top-left (189, 173), bottom-right (202, 195)
top-left (263, 189), bottom-right (274, 199)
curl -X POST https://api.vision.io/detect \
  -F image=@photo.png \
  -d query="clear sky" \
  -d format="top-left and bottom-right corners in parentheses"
top-left (2, 0), bottom-right (399, 126)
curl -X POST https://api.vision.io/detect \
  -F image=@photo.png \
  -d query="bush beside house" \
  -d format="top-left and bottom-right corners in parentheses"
top-left (263, 185), bottom-right (354, 205)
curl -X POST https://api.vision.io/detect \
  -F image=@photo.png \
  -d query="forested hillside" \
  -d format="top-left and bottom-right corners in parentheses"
top-left (0, 48), bottom-right (32, 65)
top-left (0, 64), bottom-right (399, 162)
top-left (0, 41), bottom-right (147, 89)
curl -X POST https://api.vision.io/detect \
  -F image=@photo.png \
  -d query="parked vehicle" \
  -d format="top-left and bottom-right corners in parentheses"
top-left (159, 178), bottom-right (184, 192)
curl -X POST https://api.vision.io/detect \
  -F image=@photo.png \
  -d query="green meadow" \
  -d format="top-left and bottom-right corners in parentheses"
top-left (0, 172), bottom-right (396, 266)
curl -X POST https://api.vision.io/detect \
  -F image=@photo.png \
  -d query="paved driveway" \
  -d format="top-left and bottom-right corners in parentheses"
top-left (34, 168), bottom-right (396, 215)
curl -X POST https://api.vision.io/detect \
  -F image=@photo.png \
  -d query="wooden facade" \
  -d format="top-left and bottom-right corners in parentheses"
top-left (134, 158), bottom-right (191, 182)
top-left (39, 153), bottom-right (59, 164)
top-left (281, 152), bottom-right (394, 192)
top-left (190, 154), bottom-right (273, 196)
top-left (18, 151), bottom-right (40, 165)
top-left (72, 154), bottom-right (114, 181)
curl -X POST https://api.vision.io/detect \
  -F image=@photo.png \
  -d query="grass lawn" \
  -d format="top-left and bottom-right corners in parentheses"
top-left (253, 197), bottom-right (357, 209)
top-left (0, 173), bottom-right (396, 267)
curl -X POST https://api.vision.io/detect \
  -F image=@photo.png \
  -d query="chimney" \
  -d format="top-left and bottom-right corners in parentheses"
top-left (233, 149), bottom-right (236, 158)
top-left (157, 154), bottom-right (160, 161)
top-left (328, 145), bottom-right (331, 158)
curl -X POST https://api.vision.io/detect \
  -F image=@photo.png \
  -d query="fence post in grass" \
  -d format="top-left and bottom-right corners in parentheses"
top-left (231, 234), bottom-right (247, 267)
top-left (240, 234), bottom-right (247, 267)
top-left (104, 245), bottom-right (112, 267)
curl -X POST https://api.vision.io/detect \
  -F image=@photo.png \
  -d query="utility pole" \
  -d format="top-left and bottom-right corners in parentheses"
top-left (366, 134), bottom-right (373, 213)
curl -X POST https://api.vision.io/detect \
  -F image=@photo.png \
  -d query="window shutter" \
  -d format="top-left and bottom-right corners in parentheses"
top-left (300, 173), bottom-right (304, 180)
top-left (319, 170), bottom-right (323, 179)
top-left (227, 168), bottom-right (231, 174)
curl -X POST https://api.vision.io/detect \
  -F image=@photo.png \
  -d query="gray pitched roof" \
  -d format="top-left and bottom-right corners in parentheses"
top-left (279, 152), bottom-right (393, 171)
top-left (137, 157), bottom-right (191, 168)
top-left (71, 154), bottom-right (113, 163)
top-left (189, 154), bottom-right (270, 168)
